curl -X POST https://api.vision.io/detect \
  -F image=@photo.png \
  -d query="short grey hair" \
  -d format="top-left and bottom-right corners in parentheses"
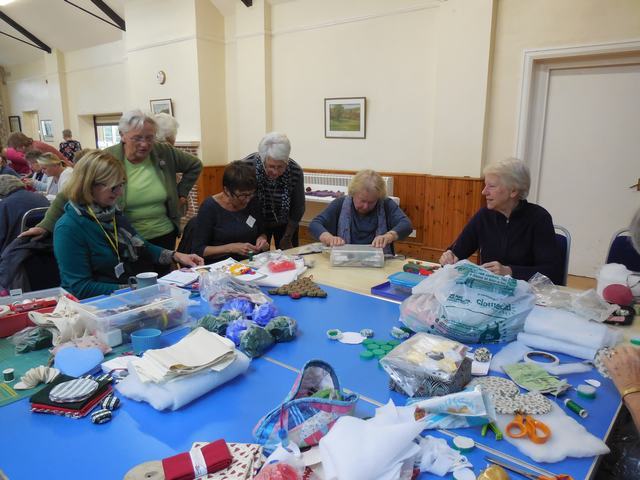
top-left (62, 129), bottom-right (72, 138)
top-left (258, 132), bottom-right (291, 163)
top-left (118, 109), bottom-right (157, 135)
top-left (348, 169), bottom-right (387, 199)
top-left (630, 208), bottom-right (640, 253)
top-left (154, 113), bottom-right (179, 142)
top-left (483, 158), bottom-right (531, 200)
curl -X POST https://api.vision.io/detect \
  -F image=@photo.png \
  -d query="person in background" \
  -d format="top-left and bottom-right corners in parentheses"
top-left (0, 175), bottom-right (49, 254)
top-left (22, 151), bottom-right (49, 192)
top-left (191, 161), bottom-right (269, 264)
top-left (53, 150), bottom-right (203, 299)
top-left (309, 169), bottom-right (412, 254)
top-left (5, 132), bottom-right (71, 173)
top-left (439, 158), bottom-right (562, 283)
top-left (154, 113), bottom-right (179, 145)
top-left (37, 153), bottom-right (73, 198)
top-left (0, 155), bottom-right (20, 178)
top-left (241, 132), bottom-right (305, 250)
top-left (23, 110), bottom-right (202, 274)
top-left (59, 129), bottom-right (82, 163)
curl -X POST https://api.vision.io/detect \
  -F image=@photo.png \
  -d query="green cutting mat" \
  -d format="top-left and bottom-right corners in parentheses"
top-left (0, 338), bottom-right (130, 407)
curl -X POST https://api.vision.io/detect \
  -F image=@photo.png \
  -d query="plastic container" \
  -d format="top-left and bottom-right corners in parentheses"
top-left (388, 272), bottom-right (424, 295)
top-left (130, 328), bottom-right (162, 354)
top-left (69, 284), bottom-right (190, 344)
top-left (0, 287), bottom-right (70, 338)
top-left (330, 245), bottom-right (384, 268)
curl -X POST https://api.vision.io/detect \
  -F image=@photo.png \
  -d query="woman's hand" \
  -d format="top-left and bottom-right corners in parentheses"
top-left (604, 346), bottom-right (640, 394)
top-left (231, 242), bottom-right (259, 256)
top-left (481, 261), bottom-right (512, 276)
top-left (174, 252), bottom-right (204, 267)
top-left (19, 226), bottom-right (48, 240)
top-left (21, 177), bottom-right (34, 187)
top-left (255, 236), bottom-right (270, 252)
top-left (319, 232), bottom-right (345, 247)
top-left (439, 250), bottom-right (458, 266)
top-left (372, 231), bottom-right (397, 249)
top-left (278, 236), bottom-right (293, 250)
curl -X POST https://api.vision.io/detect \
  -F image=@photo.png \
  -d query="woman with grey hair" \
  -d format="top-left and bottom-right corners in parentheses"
top-left (154, 113), bottom-right (179, 145)
top-left (242, 132), bottom-right (305, 249)
top-left (22, 109), bottom-right (202, 273)
top-left (309, 169), bottom-right (412, 254)
top-left (440, 158), bottom-right (561, 283)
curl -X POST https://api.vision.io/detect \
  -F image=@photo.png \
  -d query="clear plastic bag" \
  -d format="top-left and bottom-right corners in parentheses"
top-left (199, 270), bottom-right (271, 314)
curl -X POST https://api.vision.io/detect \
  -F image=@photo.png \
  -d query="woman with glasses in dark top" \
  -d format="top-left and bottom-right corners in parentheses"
top-left (191, 160), bottom-right (269, 264)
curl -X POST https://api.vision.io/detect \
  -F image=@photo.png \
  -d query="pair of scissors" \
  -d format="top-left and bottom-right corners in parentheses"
top-left (485, 456), bottom-right (574, 480)
top-left (506, 413), bottom-right (551, 444)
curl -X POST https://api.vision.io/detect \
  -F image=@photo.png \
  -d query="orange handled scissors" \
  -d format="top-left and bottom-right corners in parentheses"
top-left (506, 413), bottom-right (551, 444)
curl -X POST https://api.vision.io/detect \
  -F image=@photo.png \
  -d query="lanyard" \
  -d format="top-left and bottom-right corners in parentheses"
top-left (87, 207), bottom-right (120, 262)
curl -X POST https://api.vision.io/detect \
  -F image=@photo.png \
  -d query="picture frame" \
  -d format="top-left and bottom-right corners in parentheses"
top-left (40, 119), bottom-right (53, 141)
top-left (150, 98), bottom-right (173, 116)
top-left (324, 97), bottom-right (366, 139)
top-left (8, 115), bottom-right (21, 133)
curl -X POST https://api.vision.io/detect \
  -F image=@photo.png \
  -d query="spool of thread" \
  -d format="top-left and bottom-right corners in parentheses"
top-left (577, 384), bottom-right (597, 400)
top-left (452, 436), bottom-right (475, 453)
top-left (524, 350), bottom-right (560, 367)
top-left (326, 329), bottom-right (342, 340)
top-left (564, 398), bottom-right (588, 418)
top-left (3, 368), bottom-right (15, 382)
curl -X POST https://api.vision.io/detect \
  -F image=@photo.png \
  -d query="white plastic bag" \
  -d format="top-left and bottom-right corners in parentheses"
top-left (402, 261), bottom-right (535, 343)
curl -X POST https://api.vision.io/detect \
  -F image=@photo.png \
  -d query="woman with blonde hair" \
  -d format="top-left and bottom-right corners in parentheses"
top-left (53, 150), bottom-right (202, 299)
top-left (309, 169), bottom-right (412, 253)
top-left (440, 158), bottom-right (561, 283)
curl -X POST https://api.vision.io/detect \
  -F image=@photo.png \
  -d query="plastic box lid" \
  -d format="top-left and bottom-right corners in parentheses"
top-left (388, 272), bottom-right (424, 289)
top-left (330, 244), bottom-right (385, 268)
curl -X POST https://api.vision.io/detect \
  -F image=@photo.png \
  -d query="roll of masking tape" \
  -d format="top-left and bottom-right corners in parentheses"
top-left (577, 384), bottom-right (597, 399)
top-left (452, 435), bottom-right (475, 453)
top-left (524, 350), bottom-right (559, 367)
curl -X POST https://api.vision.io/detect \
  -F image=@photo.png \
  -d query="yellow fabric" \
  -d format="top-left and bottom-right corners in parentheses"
top-left (123, 157), bottom-right (174, 239)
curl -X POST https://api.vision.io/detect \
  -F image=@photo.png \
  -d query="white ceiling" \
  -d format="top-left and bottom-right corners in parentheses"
top-left (0, 0), bottom-right (124, 66)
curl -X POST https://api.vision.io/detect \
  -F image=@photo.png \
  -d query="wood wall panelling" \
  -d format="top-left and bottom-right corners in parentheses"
top-left (197, 166), bottom-right (484, 262)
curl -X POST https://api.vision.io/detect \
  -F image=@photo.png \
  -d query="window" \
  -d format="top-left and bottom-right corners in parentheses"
top-left (94, 115), bottom-right (121, 149)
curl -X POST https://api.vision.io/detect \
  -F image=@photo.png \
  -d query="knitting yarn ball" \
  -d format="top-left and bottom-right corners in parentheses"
top-left (603, 284), bottom-right (633, 306)
top-left (91, 408), bottom-right (112, 425)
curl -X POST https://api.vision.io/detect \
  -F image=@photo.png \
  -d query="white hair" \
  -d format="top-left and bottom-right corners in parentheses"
top-left (483, 158), bottom-right (531, 200)
top-left (154, 113), bottom-right (179, 142)
top-left (258, 132), bottom-right (291, 163)
top-left (630, 208), bottom-right (640, 253)
top-left (118, 109), bottom-right (157, 135)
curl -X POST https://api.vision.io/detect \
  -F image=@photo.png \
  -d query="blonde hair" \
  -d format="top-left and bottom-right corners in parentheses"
top-left (348, 169), bottom-right (387, 199)
top-left (36, 152), bottom-right (63, 166)
top-left (65, 150), bottom-right (126, 205)
top-left (483, 158), bottom-right (531, 200)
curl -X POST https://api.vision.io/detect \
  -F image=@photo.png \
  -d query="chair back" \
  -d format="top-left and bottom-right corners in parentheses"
top-left (554, 225), bottom-right (571, 286)
top-left (20, 207), bottom-right (49, 233)
top-left (606, 229), bottom-right (640, 272)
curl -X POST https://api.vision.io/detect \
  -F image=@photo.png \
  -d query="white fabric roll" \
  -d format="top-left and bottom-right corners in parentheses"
top-left (524, 306), bottom-right (621, 350)
top-left (516, 332), bottom-right (597, 360)
top-left (116, 351), bottom-right (250, 410)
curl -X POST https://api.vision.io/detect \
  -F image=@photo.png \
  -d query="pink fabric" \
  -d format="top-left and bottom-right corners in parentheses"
top-left (32, 141), bottom-right (66, 162)
top-left (5, 147), bottom-right (30, 174)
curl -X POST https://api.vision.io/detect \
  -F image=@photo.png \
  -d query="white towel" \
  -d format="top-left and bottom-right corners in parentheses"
top-left (517, 332), bottom-right (598, 360)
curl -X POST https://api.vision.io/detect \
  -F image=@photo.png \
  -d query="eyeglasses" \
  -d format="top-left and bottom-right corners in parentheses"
top-left (130, 135), bottom-right (155, 144)
top-left (95, 181), bottom-right (126, 193)
top-left (230, 190), bottom-right (255, 200)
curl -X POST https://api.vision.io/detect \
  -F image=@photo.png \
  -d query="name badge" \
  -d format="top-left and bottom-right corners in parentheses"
top-left (114, 262), bottom-right (125, 279)
top-left (246, 215), bottom-right (256, 228)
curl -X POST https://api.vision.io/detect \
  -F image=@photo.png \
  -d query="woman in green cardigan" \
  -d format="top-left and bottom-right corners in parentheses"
top-left (53, 150), bottom-right (203, 299)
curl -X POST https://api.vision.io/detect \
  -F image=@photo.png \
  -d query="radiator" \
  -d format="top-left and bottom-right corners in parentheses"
top-left (303, 173), bottom-right (394, 196)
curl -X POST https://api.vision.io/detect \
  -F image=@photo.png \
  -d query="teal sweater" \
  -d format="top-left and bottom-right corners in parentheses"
top-left (54, 203), bottom-right (163, 299)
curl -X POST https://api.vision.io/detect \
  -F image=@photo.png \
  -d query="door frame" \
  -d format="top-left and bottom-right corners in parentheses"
top-left (515, 39), bottom-right (640, 201)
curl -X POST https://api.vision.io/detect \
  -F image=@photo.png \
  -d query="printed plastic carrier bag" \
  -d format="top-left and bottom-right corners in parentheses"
top-left (400, 260), bottom-right (535, 343)
top-left (253, 360), bottom-right (358, 454)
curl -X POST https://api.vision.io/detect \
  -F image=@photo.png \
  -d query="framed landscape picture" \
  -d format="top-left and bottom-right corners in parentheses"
top-left (8, 115), bottom-right (21, 133)
top-left (150, 98), bottom-right (173, 116)
top-left (324, 97), bottom-right (366, 138)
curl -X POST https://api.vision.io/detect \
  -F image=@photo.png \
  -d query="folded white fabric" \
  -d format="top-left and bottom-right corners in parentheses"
top-left (130, 328), bottom-right (236, 383)
top-left (493, 402), bottom-right (609, 463)
top-left (116, 351), bottom-right (250, 410)
top-left (524, 306), bottom-right (621, 350)
top-left (319, 400), bottom-right (424, 480)
top-left (28, 296), bottom-right (87, 346)
top-left (418, 436), bottom-right (472, 476)
top-left (517, 333), bottom-right (597, 360)
top-left (14, 366), bottom-right (60, 390)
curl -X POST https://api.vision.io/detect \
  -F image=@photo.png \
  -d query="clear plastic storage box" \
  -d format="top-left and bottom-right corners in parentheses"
top-left (330, 245), bottom-right (385, 268)
top-left (388, 272), bottom-right (424, 295)
top-left (70, 284), bottom-right (191, 343)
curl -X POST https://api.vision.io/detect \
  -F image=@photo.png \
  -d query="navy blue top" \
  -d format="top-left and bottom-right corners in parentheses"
top-left (449, 200), bottom-right (562, 284)
top-left (0, 188), bottom-right (49, 254)
top-left (192, 196), bottom-right (265, 264)
top-left (308, 196), bottom-right (413, 245)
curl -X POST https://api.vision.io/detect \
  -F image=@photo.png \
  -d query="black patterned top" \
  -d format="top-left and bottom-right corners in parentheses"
top-left (59, 140), bottom-right (82, 162)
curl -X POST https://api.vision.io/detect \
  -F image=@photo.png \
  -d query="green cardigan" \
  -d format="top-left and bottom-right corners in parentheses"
top-left (38, 142), bottom-right (202, 234)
